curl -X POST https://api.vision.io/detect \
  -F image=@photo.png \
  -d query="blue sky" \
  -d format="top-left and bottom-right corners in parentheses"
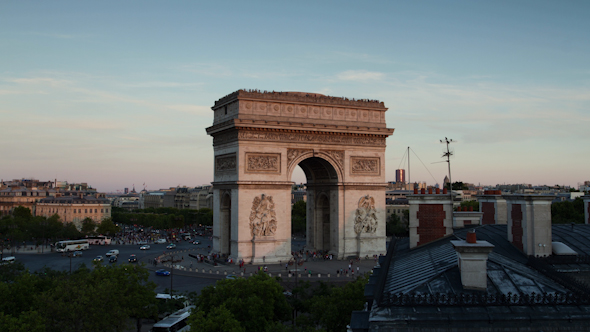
top-left (1, 1), bottom-right (589, 192)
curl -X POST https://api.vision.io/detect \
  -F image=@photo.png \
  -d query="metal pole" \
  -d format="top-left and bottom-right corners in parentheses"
top-left (407, 146), bottom-right (410, 189)
top-left (441, 137), bottom-right (454, 209)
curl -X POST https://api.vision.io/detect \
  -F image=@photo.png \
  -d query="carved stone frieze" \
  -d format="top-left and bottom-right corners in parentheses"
top-left (350, 157), bottom-right (380, 175)
top-left (249, 194), bottom-right (277, 237)
top-left (246, 153), bottom-right (280, 173)
top-left (287, 149), bottom-right (312, 169)
top-left (354, 195), bottom-right (378, 234)
top-left (322, 150), bottom-right (344, 170)
top-left (238, 130), bottom-right (386, 146)
top-left (215, 154), bottom-right (236, 173)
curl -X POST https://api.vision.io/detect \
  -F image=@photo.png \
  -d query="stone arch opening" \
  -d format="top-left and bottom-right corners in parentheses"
top-left (292, 156), bottom-right (339, 255)
top-left (220, 191), bottom-right (231, 256)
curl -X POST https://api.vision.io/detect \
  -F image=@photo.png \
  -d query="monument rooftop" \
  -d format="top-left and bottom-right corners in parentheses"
top-left (209, 89), bottom-right (392, 134)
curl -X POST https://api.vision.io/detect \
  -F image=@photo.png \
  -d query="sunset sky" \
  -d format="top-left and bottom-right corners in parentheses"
top-left (1, 1), bottom-right (589, 192)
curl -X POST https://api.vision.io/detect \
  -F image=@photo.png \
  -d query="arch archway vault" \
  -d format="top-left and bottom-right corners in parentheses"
top-left (207, 90), bottom-right (394, 263)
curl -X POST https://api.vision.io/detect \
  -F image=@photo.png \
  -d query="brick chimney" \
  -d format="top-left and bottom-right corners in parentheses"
top-left (477, 190), bottom-right (507, 225)
top-left (408, 189), bottom-right (454, 248)
top-left (451, 230), bottom-right (494, 291)
top-left (504, 195), bottom-right (553, 257)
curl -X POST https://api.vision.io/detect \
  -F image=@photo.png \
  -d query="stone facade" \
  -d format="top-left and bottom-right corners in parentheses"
top-left (207, 90), bottom-right (394, 263)
top-left (36, 193), bottom-right (111, 229)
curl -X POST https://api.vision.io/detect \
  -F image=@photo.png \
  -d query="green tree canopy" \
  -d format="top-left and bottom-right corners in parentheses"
top-left (191, 273), bottom-right (291, 332)
top-left (291, 200), bottom-right (306, 234)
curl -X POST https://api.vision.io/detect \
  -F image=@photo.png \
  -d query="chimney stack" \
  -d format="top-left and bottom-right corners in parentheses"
top-left (451, 230), bottom-right (494, 291)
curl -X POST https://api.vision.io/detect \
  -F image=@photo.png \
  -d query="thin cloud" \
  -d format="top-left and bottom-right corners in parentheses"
top-left (336, 70), bottom-right (385, 82)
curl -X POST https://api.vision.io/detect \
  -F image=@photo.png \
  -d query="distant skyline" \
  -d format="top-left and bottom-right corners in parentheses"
top-left (1, 1), bottom-right (589, 193)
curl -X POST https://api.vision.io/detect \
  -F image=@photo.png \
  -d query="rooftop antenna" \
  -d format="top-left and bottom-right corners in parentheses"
top-left (440, 137), bottom-right (454, 207)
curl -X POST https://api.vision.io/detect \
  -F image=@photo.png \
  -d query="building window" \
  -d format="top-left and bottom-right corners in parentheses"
top-left (101, 209), bottom-right (103, 213)
top-left (85, 209), bottom-right (87, 213)
top-left (95, 209), bottom-right (97, 213)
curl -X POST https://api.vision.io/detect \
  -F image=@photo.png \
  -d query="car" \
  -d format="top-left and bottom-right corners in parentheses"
top-left (72, 251), bottom-right (83, 257)
top-left (226, 274), bottom-right (237, 280)
top-left (109, 255), bottom-right (117, 263)
top-left (93, 255), bottom-right (104, 262)
top-left (128, 254), bottom-right (138, 263)
top-left (166, 243), bottom-right (176, 249)
top-left (140, 245), bottom-right (150, 250)
top-left (155, 269), bottom-right (171, 276)
top-left (156, 239), bottom-right (166, 244)
top-left (192, 240), bottom-right (200, 245)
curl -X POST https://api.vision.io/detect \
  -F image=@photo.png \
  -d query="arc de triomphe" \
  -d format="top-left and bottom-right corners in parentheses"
top-left (206, 90), bottom-right (394, 263)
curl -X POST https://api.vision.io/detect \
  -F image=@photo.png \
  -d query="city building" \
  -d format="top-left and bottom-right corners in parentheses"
top-left (395, 169), bottom-right (405, 183)
top-left (36, 193), bottom-right (111, 228)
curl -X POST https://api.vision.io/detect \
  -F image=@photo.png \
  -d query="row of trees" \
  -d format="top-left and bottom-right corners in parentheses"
top-left (111, 207), bottom-right (213, 230)
top-left (552, 197), bottom-right (585, 224)
top-left (0, 262), bottom-right (156, 332)
top-left (0, 207), bottom-right (119, 249)
top-left (191, 272), bottom-right (368, 332)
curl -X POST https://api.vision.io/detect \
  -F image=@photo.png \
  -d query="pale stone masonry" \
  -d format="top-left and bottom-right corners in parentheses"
top-left (206, 90), bottom-right (394, 263)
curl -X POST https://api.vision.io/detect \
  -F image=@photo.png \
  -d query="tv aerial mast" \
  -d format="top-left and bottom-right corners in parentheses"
top-left (440, 137), bottom-right (454, 206)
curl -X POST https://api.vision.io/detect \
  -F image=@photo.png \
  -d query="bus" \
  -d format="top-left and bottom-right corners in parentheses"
top-left (86, 235), bottom-right (112, 245)
top-left (151, 306), bottom-right (194, 332)
top-left (55, 239), bottom-right (90, 252)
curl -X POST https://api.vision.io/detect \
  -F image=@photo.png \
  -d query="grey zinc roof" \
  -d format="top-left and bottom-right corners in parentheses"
top-left (383, 225), bottom-right (571, 296)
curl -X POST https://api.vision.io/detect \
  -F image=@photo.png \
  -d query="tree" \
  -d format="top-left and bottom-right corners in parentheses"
top-left (459, 200), bottom-right (479, 211)
top-left (291, 200), bottom-right (306, 235)
top-left (552, 197), bottom-right (584, 224)
top-left (196, 208), bottom-right (214, 226)
top-left (12, 206), bottom-right (32, 220)
top-left (445, 181), bottom-right (468, 190)
top-left (190, 304), bottom-right (245, 332)
top-left (191, 273), bottom-right (291, 332)
top-left (80, 218), bottom-right (97, 235)
top-left (96, 218), bottom-right (119, 236)
top-left (386, 213), bottom-right (407, 237)
top-left (307, 275), bottom-right (368, 332)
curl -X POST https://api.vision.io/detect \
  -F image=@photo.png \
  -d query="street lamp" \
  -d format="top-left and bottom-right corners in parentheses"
top-left (40, 220), bottom-right (48, 254)
top-left (168, 254), bottom-right (179, 296)
top-left (8, 224), bottom-right (17, 256)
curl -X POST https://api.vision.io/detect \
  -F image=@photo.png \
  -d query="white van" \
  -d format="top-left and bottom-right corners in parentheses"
top-left (156, 239), bottom-right (166, 244)
top-left (105, 249), bottom-right (119, 257)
